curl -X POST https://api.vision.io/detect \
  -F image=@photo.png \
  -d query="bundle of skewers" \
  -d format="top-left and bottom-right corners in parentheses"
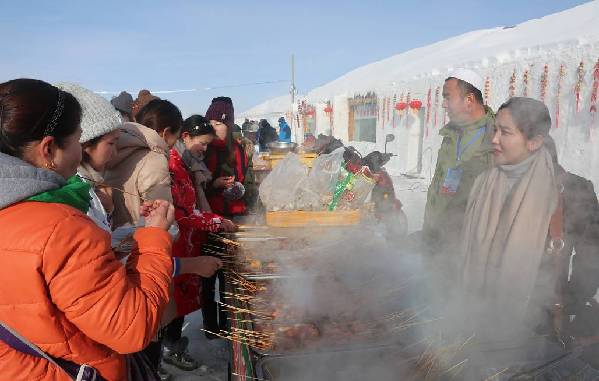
top-left (208, 227), bottom-right (442, 360)
top-left (205, 231), bottom-right (287, 276)
top-left (201, 326), bottom-right (274, 351)
top-left (407, 334), bottom-right (474, 381)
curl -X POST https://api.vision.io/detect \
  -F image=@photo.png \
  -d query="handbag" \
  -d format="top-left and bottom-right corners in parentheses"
top-left (126, 351), bottom-right (161, 381)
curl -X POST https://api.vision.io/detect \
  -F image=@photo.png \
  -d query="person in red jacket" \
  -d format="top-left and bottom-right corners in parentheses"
top-left (134, 100), bottom-right (235, 374)
top-left (164, 114), bottom-right (237, 369)
top-left (203, 97), bottom-right (249, 334)
top-left (204, 96), bottom-right (248, 216)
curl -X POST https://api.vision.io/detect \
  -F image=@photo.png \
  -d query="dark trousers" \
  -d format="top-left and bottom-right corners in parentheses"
top-left (142, 316), bottom-right (185, 371)
top-left (142, 339), bottom-right (163, 372)
top-left (163, 316), bottom-right (185, 346)
top-left (201, 270), bottom-right (227, 331)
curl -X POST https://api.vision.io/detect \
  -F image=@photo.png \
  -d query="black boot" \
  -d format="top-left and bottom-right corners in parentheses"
top-left (163, 336), bottom-right (199, 371)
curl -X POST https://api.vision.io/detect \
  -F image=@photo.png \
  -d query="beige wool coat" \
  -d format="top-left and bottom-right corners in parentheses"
top-left (105, 122), bottom-right (173, 228)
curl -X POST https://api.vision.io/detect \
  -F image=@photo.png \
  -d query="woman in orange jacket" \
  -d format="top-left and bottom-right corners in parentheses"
top-left (0, 79), bottom-right (175, 381)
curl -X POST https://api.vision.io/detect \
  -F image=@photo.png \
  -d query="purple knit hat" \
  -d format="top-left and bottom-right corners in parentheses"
top-left (205, 97), bottom-right (234, 128)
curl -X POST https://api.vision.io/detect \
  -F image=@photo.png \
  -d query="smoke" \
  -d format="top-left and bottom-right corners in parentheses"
top-left (240, 225), bottom-right (441, 380)
top-left (237, 216), bottom-right (598, 380)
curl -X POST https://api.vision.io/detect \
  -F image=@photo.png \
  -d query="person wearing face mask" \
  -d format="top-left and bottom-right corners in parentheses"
top-left (460, 97), bottom-right (559, 338)
top-left (421, 69), bottom-right (495, 256)
top-left (0, 79), bottom-right (175, 381)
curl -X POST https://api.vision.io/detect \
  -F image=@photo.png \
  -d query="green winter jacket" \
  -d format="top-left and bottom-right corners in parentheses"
top-left (422, 106), bottom-right (495, 252)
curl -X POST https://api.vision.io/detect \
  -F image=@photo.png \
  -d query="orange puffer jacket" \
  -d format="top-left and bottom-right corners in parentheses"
top-left (0, 202), bottom-right (173, 381)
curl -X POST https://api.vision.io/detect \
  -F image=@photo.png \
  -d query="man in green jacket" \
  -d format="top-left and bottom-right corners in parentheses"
top-left (422, 69), bottom-right (495, 254)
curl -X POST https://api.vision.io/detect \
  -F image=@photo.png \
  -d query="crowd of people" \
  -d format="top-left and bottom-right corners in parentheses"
top-left (241, 116), bottom-right (291, 151)
top-left (0, 68), bottom-right (598, 381)
top-left (0, 80), bottom-right (258, 381)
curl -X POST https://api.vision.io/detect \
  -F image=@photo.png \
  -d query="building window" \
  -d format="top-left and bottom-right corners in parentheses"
top-left (348, 94), bottom-right (377, 143)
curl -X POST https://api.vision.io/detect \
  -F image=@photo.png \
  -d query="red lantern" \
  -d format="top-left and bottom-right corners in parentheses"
top-left (324, 105), bottom-right (333, 113)
top-left (409, 99), bottom-right (422, 110)
top-left (306, 109), bottom-right (315, 117)
top-left (395, 102), bottom-right (407, 111)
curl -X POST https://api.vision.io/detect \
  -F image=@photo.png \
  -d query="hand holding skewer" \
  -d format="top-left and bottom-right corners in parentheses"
top-left (140, 200), bottom-right (175, 231)
top-left (178, 256), bottom-right (223, 277)
top-left (220, 218), bottom-right (238, 233)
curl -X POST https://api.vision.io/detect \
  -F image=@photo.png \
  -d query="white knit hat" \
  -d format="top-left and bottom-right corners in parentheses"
top-left (447, 68), bottom-right (484, 93)
top-left (56, 83), bottom-right (122, 143)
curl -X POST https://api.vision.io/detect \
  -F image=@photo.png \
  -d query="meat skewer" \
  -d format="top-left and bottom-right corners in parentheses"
top-left (216, 301), bottom-right (273, 319)
top-left (209, 233), bottom-right (241, 247)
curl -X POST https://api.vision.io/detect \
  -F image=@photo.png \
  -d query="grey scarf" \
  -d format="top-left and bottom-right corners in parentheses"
top-left (174, 140), bottom-right (213, 212)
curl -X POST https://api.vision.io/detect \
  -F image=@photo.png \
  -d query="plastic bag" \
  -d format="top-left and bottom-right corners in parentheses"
top-left (329, 166), bottom-right (376, 211)
top-left (259, 153), bottom-right (309, 211)
top-left (295, 148), bottom-right (345, 210)
top-left (338, 170), bottom-right (376, 210)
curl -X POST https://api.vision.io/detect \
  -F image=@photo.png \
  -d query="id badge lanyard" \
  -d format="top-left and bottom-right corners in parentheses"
top-left (456, 126), bottom-right (485, 165)
top-left (440, 127), bottom-right (485, 195)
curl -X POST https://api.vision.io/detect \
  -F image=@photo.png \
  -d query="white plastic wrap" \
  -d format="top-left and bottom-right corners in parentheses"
top-left (259, 153), bottom-right (309, 211)
top-left (295, 148), bottom-right (345, 210)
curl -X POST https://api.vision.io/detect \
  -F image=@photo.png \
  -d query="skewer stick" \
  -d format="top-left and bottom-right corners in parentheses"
top-left (203, 243), bottom-right (234, 253)
top-left (221, 291), bottom-right (267, 303)
top-left (237, 224), bottom-right (269, 230)
top-left (230, 330), bottom-right (271, 339)
top-left (202, 248), bottom-right (229, 257)
top-left (216, 301), bottom-right (273, 319)
top-left (457, 333), bottom-right (475, 353)
top-left (230, 280), bottom-right (257, 291)
top-left (205, 250), bottom-right (234, 257)
top-left (483, 368), bottom-right (509, 381)
top-left (79, 176), bottom-right (151, 202)
top-left (231, 372), bottom-right (267, 381)
top-left (231, 327), bottom-right (274, 338)
top-left (200, 329), bottom-right (271, 349)
top-left (202, 328), bottom-right (270, 344)
top-left (226, 317), bottom-right (254, 324)
top-left (229, 280), bottom-right (265, 293)
top-left (230, 333), bottom-right (273, 341)
top-left (209, 233), bottom-right (241, 247)
top-left (223, 295), bottom-right (254, 303)
top-left (229, 276), bottom-right (261, 291)
top-left (227, 332), bottom-right (271, 343)
top-left (390, 317), bottom-right (443, 332)
top-left (443, 359), bottom-right (468, 375)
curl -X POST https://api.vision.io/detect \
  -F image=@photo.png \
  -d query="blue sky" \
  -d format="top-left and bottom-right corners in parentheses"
top-left (0, 0), bottom-right (590, 116)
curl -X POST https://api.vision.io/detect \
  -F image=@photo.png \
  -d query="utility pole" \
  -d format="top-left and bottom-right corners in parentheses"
top-left (291, 54), bottom-right (296, 105)
top-left (290, 54), bottom-right (299, 142)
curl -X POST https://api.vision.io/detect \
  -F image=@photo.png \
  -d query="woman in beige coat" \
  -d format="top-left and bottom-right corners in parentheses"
top-left (105, 99), bottom-right (227, 379)
top-left (105, 119), bottom-right (173, 227)
top-left (460, 97), bottom-right (558, 339)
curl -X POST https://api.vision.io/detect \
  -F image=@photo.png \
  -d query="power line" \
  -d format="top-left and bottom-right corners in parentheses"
top-left (94, 79), bottom-right (289, 95)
